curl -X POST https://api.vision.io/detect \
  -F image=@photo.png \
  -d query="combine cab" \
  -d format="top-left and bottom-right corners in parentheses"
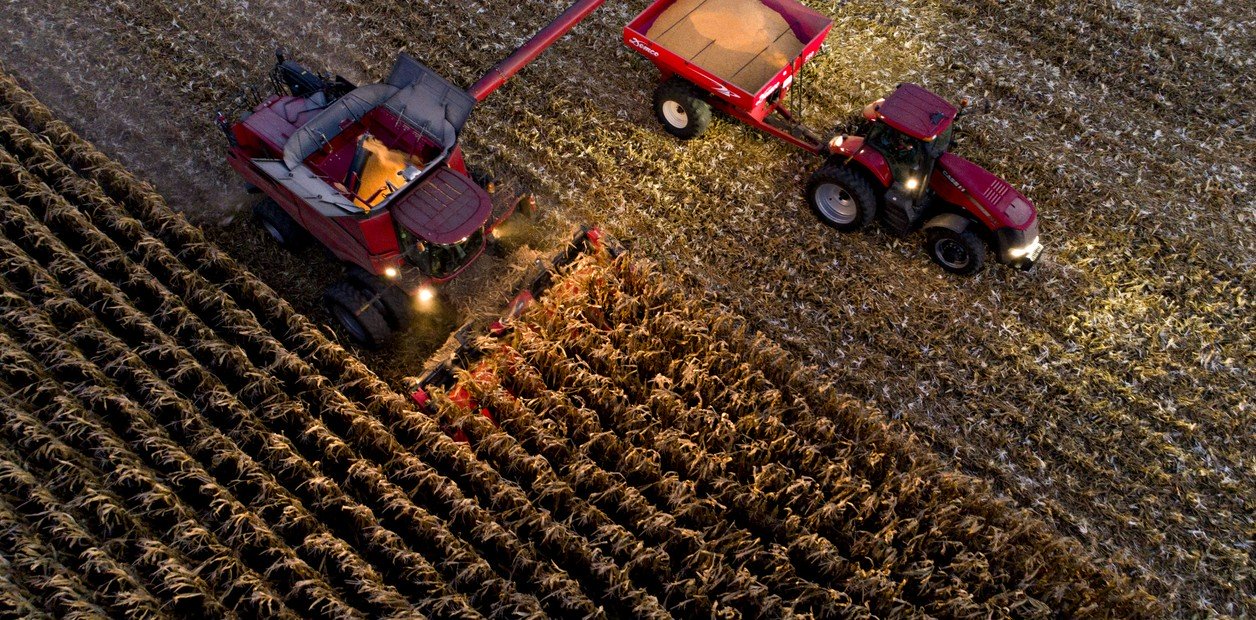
top-left (220, 0), bottom-right (604, 346)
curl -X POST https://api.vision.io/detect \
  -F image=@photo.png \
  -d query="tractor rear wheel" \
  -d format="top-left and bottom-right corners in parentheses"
top-left (253, 198), bottom-right (306, 250)
top-left (653, 80), bottom-right (711, 140)
top-left (346, 266), bottom-right (415, 330)
top-left (323, 280), bottom-right (392, 348)
top-left (805, 165), bottom-right (878, 231)
top-left (925, 227), bottom-right (986, 275)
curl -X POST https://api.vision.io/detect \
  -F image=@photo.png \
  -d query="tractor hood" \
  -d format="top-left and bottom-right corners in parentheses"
top-left (389, 166), bottom-right (494, 244)
top-left (934, 153), bottom-right (1036, 230)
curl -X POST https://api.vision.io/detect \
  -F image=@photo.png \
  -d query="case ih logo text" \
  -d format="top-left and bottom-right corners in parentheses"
top-left (629, 38), bottom-right (659, 57)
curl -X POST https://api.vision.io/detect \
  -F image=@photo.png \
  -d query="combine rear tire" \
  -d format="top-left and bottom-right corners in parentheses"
top-left (346, 267), bottom-right (415, 330)
top-left (925, 227), bottom-right (986, 275)
top-left (654, 80), bottom-right (711, 140)
top-left (324, 280), bottom-right (392, 348)
top-left (253, 199), bottom-right (306, 249)
top-left (805, 165), bottom-right (877, 231)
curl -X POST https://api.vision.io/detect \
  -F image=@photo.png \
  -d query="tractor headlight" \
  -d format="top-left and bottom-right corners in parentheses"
top-left (1008, 236), bottom-right (1042, 258)
top-left (905, 177), bottom-right (920, 190)
top-left (827, 134), bottom-right (845, 153)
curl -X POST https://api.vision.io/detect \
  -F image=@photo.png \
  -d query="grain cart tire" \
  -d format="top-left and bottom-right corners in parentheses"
top-left (925, 227), bottom-right (986, 275)
top-left (805, 165), bottom-right (878, 231)
top-left (654, 80), bottom-right (711, 139)
top-left (324, 280), bottom-right (392, 348)
top-left (253, 198), bottom-right (306, 249)
top-left (347, 266), bottom-right (415, 330)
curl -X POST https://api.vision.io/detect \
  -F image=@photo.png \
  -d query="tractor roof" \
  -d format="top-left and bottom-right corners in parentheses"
top-left (875, 83), bottom-right (957, 141)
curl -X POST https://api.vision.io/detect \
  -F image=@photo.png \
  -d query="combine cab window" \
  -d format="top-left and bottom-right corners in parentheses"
top-left (407, 231), bottom-right (483, 279)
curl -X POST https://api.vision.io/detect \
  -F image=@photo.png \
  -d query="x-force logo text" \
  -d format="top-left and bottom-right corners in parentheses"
top-left (628, 38), bottom-right (659, 57)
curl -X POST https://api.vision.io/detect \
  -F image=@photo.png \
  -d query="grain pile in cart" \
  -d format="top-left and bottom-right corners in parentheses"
top-left (647, 0), bottom-right (805, 92)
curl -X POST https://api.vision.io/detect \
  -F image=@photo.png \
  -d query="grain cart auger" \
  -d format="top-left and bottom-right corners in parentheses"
top-left (217, 0), bottom-right (605, 347)
top-left (623, 0), bottom-right (1042, 274)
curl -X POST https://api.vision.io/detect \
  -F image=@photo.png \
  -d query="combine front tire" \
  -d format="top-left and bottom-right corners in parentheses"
top-left (653, 80), bottom-right (711, 140)
top-left (925, 227), bottom-right (986, 275)
top-left (253, 199), bottom-right (306, 249)
top-left (346, 267), bottom-right (415, 330)
top-left (324, 280), bottom-right (392, 348)
top-left (805, 165), bottom-right (877, 231)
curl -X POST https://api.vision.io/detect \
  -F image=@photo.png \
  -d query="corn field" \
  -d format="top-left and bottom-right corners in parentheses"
top-left (0, 0), bottom-right (1251, 616)
top-left (0, 69), bottom-right (1160, 617)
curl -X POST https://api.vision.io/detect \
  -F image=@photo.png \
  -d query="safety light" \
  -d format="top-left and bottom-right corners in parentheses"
top-left (417, 286), bottom-right (435, 303)
top-left (905, 178), bottom-right (920, 190)
top-left (383, 267), bottom-right (399, 279)
top-left (1009, 236), bottom-right (1042, 259)
top-left (828, 134), bottom-right (845, 153)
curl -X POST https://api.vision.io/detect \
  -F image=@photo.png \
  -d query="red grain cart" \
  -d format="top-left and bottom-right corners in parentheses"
top-left (625, 0), bottom-right (1042, 274)
top-left (624, 0), bottom-right (832, 148)
top-left (219, 0), bottom-right (604, 347)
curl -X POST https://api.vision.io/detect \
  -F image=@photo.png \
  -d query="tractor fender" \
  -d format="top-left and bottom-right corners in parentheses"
top-left (830, 136), bottom-right (892, 187)
top-left (923, 212), bottom-right (975, 234)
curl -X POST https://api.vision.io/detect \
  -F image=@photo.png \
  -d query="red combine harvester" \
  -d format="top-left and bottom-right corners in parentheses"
top-left (219, 0), bottom-right (605, 347)
top-left (624, 0), bottom-right (1042, 274)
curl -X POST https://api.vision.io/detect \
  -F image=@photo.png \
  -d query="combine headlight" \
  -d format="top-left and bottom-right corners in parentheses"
top-left (1008, 236), bottom-right (1042, 259)
top-left (383, 267), bottom-right (399, 279)
top-left (416, 286), bottom-right (435, 303)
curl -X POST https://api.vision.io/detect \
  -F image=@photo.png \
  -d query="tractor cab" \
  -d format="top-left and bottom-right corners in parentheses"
top-left (861, 84), bottom-right (957, 204)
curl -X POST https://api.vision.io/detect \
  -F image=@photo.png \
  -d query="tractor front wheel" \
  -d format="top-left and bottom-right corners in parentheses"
top-left (346, 267), bottom-right (415, 330)
top-left (653, 80), bottom-right (711, 140)
top-left (253, 198), bottom-right (306, 250)
top-left (805, 165), bottom-right (878, 232)
top-left (925, 227), bottom-right (986, 275)
top-left (324, 280), bottom-right (392, 348)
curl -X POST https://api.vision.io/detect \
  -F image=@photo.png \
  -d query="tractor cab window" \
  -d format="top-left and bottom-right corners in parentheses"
top-left (927, 126), bottom-right (953, 159)
top-left (868, 124), bottom-right (928, 185)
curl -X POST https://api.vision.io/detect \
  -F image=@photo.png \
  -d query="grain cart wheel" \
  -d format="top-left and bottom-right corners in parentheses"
top-left (925, 227), bottom-right (986, 275)
top-left (805, 165), bottom-right (877, 231)
top-left (653, 80), bottom-right (711, 139)
top-left (346, 266), bottom-right (415, 330)
top-left (253, 198), bottom-right (307, 250)
top-left (323, 280), bottom-right (392, 348)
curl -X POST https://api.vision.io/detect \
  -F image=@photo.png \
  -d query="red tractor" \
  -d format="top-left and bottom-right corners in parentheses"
top-left (807, 85), bottom-right (1042, 274)
top-left (219, 0), bottom-right (604, 347)
top-left (624, 0), bottom-right (1042, 274)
